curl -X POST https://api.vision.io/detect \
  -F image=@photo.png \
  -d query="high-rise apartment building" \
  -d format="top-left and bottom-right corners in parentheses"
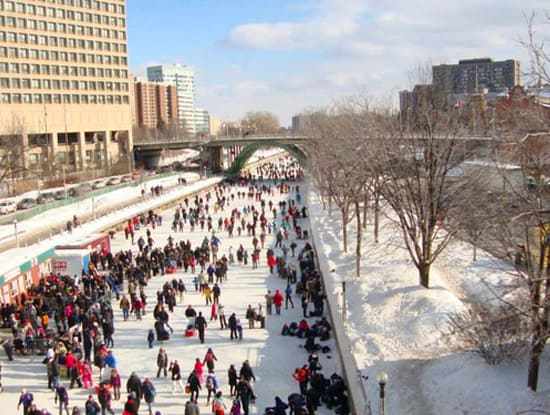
top-left (133, 78), bottom-right (178, 131)
top-left (147, 64), bottom-right (196, 136)
top-left (0, 0), bottom-right (132, 174)
top-left (432, 58), bottom-right (520, 97)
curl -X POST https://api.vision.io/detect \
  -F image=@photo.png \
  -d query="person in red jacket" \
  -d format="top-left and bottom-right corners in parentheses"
top-left (267, 255), bottom-right (276, 274)
top-left (272, 290), bottom-right (284, 315)
top-left (292, 365), bottom-right (310, 396)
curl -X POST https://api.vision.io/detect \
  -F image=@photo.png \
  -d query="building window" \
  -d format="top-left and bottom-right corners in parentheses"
top-left (1, 93), bottom-right (10, 103)
top-left (31, 79), bottom-right (40, 88)
top-left (71, 94), bottom-right (79, 103)
top-left (89, 94), bottom-right (96, 103)
top-left (29, 49), bottom-right (38, 59)
top-left (80, 94), bottom-right (88, 103)
top-left (21, 78), bottom-right (30, 88)
top-left (11, 78), bottom-right (20, 88)
top-left (0, 77), bottom-right (8, 88)
top-left (52, 94), bottom-right (60, 103)
top-left (43, 79), bottom-right (50, 89)
top-left (40, 65), bottom-right (49, 75)
top-left (0, 63), bottom-right (8, 73)
top-left (32, 93), bottom-right (41, 103)
top-left (11, 93), bottom-right (21, 103)
top-left (30, 64), bottom-right (39, 73)
top-left (52, 79), bottom-right (60, 89)
top-left (9, 63), bottom-right (19, 73)
top-left (23, 93), bottom-right (31, 103)
top-left (50, 51), bottom-right (58, 60)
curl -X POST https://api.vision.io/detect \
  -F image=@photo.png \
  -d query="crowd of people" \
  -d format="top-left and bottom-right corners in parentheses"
top-left (2, 157), bottom-right (350, 415)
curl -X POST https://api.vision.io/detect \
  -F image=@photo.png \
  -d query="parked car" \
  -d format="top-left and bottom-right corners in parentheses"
top-left (54, 190), bottom-right (67, 200)
top-left (92, 180), bottom-right (106, 189)
top-left (17, 197), bottom-right (37, 210)
top-left (106, 177), bottom-right (121, 186)
top-left (0, 199), bottom-right (17, 214)
top-left (37, 192), bottom-right (55, 204)
top-left (121, 175), bottom-right (132, 183)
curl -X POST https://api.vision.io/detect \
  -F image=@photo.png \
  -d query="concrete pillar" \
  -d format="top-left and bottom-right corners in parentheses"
top-left (49, 131), bottom-right (58, 166)
top-left (210, 147), bottom-right (223, 172)
top-left (103, 130), bottom-right (111, 169)
top-left (77, 131), bottom-right (85, 171)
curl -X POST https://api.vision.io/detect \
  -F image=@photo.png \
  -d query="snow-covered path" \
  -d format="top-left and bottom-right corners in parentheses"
top-left (1, 177), bottom-right (340, 415)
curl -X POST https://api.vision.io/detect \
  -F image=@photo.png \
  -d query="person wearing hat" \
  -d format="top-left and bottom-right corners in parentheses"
top-left (126, 372), bottom-right (142, 413)
top-left (54, 383), bottom-right (70, 415)
top-left (84, 394), bottom-right (100, 415)
top-left (184, 400), bottom-right (199, 415)
top-left (142, 377), bottom-right (156, 415)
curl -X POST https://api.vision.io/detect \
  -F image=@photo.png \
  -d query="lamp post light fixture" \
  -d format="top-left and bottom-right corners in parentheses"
top-left (13, 219), bottom-right (19, 248)
top-left (377, 371), bottom-right (388, 415)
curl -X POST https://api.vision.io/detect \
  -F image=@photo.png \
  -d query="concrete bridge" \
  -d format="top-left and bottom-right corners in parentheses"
top-left (133, 134), bottom-right (310, 172)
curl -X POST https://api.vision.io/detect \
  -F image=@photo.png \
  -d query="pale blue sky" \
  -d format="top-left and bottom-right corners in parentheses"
top-left (127, 0), bottom-right (549, 127)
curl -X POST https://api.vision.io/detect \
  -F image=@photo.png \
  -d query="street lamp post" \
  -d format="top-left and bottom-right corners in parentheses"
top-left (13, 219), bottom-right (19, 248)
top-left (62, 164), bottom-right (67, 199)
top-left (377, 371), bottom-right (388, 415)
top-left (342, 279), bottom-right (347, 321)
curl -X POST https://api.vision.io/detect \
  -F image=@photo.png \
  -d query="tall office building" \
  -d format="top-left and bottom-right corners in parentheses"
top-left (432, 58), bottom-right (520, 97)
top-left (147, 64), bottom-right (196, 136)
top-left (0, 0), bottom-right (132, 174)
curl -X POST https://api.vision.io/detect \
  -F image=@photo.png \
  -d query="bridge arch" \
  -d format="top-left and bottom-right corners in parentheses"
top-left (227, 141), bottom-right (308, 174)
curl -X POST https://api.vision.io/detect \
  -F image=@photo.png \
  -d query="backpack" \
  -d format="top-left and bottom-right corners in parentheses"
top-left (281, 324), bottom-right (290, 336)
top-left (206, 377), bottom-right (214, 389)
top-left (213, 401), bottom-right (224, 415)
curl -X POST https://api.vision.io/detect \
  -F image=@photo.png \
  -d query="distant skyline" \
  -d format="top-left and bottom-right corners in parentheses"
top-left (127, 0), bottom-right (550, 127)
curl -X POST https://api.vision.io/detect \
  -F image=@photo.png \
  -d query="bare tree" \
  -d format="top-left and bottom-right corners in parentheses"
top-left (0, 114), bottom-right (37, 195)
top-left (369, 92), bottom-right (472, 288)
top-left (241, 111), bottom-right (280, 134)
